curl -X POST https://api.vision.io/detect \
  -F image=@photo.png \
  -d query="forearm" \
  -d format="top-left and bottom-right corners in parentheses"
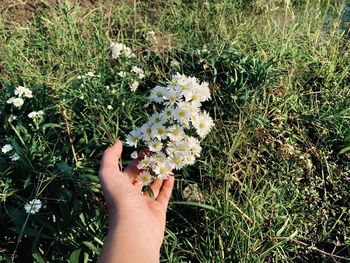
top-left (98, 219), bottom-right (160, 263)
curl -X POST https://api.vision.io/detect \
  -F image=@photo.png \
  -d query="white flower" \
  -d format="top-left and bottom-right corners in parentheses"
top-left (107, 105), bottom-right (113, 110)
top-left (131, 66), bottom-right (145, 79)
top-left (198, 82), bottom-right (211, 101)
top-left (186, 136), bottom-right (202, 157)
top-left (140, 122), bottom-right (154, 141)
top-left (149, 113), bottom-right (166, 126)
top-left (24, 199), bottom-right (42, 214)
top-left (163, 89), bottom-right (181, 106)
top-left (148, 139), bottom-right (163, 152)
top-left (118, 71), bottom-right (127, 78)
top-left (2, 144), bottom-right (13, 154)
top-left (10, 153), bottom-right (20, 161)
top-left (183, 154), bottom-right (196, 166)
top-left (150, 152), bottom-right (167, 164)
top-left (150, 85), bottom-right (167, 104)
top-left (137, 171), bottom-right (153, 186)
top-left (193, 111), bottom-right (214, 138)
top-left (8, 114), bottom-right (17, 122)
top-left (13, 98), bottom-right (25, 108)
top-left (15, 86), bottom-right (33, 98)
top-left (160, 107), bottom-right (175, 120)
top-left (130, 81), bottom-right (139, 92)
top-left (126, 129), bottom-right (142, 148)
top-left (153, 161), bottom-right (172, 179)
top-left (167, 125), bottom-right (185, 141)
top-left (86, 71), bottom-right (95, 77)
top-left (145, 31), bottom-right (156, 42)
top-left (168, 153), bottom-right (186, 170)
top-left (131, 151), bottom-right (138, 159)
top-left (7, 97), bottom-right (24, 108)
top-left (151, 125), bottom-right (167, 140)
top-left (174, 103), bottom-right (191, 124)
top-left (110, 42), bottom-right (134, 59)
top-left (28, 110), bottom-right (44, 119)
top-left (137, 155), bottom-right (153, 170)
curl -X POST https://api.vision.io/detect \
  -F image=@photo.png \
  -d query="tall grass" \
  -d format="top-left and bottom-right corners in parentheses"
top-left (0, 0), bottom-right (349, 262)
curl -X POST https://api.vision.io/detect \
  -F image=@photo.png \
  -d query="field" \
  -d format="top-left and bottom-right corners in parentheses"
top-left (1, 0), bottom-right (350, 262)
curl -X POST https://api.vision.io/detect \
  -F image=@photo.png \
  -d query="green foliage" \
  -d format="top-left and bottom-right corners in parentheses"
top-left (0, 0), bottom-right (349, 262)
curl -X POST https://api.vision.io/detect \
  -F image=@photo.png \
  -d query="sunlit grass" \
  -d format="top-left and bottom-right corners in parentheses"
top-left (0, 0), bottom-right (349, 262)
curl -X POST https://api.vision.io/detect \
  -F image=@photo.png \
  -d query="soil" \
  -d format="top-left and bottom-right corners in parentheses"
top-left (0, 0), bottom-right (98, 25)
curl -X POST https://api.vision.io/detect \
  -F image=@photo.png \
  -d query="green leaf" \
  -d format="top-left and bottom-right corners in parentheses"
top-left (32, 250), bottom-right (45, 263)
top-left (57, 161), bottom-right (72, 178)
top-left (83, 241), bottom-right (99, 254)
top-left (147, 187), bottom-right (155, 199)
top-left (83, 252), bottom-right (89, 263)
top-left (339, 146), bottom-right (350, 154)
top-left (69, 248), bottom-right (82, 263)
top-left (171, 201), bottom-right (216, 211)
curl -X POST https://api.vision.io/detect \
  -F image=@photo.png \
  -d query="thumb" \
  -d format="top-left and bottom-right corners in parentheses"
top-left (99, 140), bottom-right (129, 192)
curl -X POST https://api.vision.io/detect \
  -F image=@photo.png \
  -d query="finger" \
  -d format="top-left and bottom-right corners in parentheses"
top-left (133, 180), bottom-right (143, 193)
top-left (123, 159), bottom-right (140, 183)
top-left (156, 176), bottom-right (175, 209)
top-left (138, 150), bottom-right (148, 159)
top-left (99, 140), bottom-right (133, 202)
top-left (99, 140), bottom-right (123, 181)
top-left (144, 178), bottom-right (163, 199)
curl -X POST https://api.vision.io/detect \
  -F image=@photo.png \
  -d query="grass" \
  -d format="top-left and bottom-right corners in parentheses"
top-left (0, 0), bottom-right (350, 262)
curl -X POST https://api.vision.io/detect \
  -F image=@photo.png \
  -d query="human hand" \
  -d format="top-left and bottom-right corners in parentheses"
top-left (98, 140), bottom-right (174, 263)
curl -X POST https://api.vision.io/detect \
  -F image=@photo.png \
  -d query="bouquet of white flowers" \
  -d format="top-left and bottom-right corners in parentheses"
top-left (126, 73), bottom-right (214, 187)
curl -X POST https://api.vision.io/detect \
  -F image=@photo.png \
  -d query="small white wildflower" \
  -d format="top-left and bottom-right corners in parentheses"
top-left (8, 114), bottom-right (17, 122)
top-left (131, 66), bottom-right (145, 80)
top-left (15, 86), bottom-right (33, 98)
top-left (130, 81), bottom-right (139, 92)
top-left (7, 97), bottom-right (24, 108)
top-left (137, 171), bottom-right (153, 186)
top-left (149, 113), bottom-right (166, 126)
top-left (193, 111), bottom-right (214, 138)
top-left (137, 155), bottom-right (153, 170)
top-left (153, 161), bottom-right (172, 179)
top-left (198, 82), bottom-right (211, 101)
top-left (110, 42), bottom-right (134, 59)
top-left (168, 153), bottom-right (186, 170)
top-left (145, 31), bottom-right (156, 42)
top-left (12, 98), bottom-right (25, 108)
top-left (183, 154), bottom-right (196, 166)
top-left (2, 144), bottom-right (13, 154)
top-left (148, 139), bottom-right (163, 152)
top-left (174, 103), bottom-right (191, 124)
top-left (160, 107), bottom-right (175, 120)
top-left (86, 71), bottom-right (95, 77)
top-left (28, 110), bottom-right (44, 119)
top-left (28, 112), bottom-right (36, 119)
top-left (140, 123), bottom-right (154, 141)
top-left (107, 105), bottom-right (113, 110)
top-left (126, 129), bottom-right (142, 148)
top-left (151, 125), bottom-right (167, 140)
top-left (24, 199), bottom-right (42, 214)
top-left (150, 85), bottom-right (167, 104)
top-left (186, 136), bottom-right (202, 157)
top-left (167, 125), bottom-right (185, 141)
top-left (131, 151), bottom-right (138, 159)
top-left (118, 71), bottom-right (127, 78)
top-left (163, 89), bottom-right (181, 106)
top-left (10, 153), bottom-right (20, 161)
top-left (150, 152), bottom-right (167, 164)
